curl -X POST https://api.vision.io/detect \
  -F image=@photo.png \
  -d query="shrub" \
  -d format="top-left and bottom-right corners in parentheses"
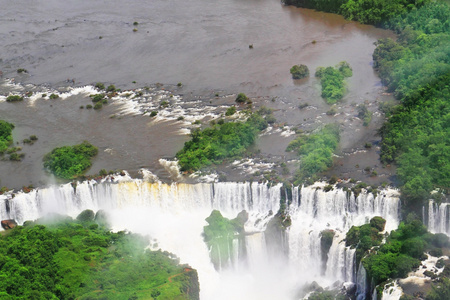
top-left (235, 93), bottom-right (248, 104)
top-left (86, 104), bottom-right (93, 109)
top-left (30, 135), bottom-right (38, 141)
top-left (177, 116), bottom-right (184, 121)
top-left (6, 95), bottom-right (23, 102)
top-left (106, 85), bottom-right (116, 92)
top-left (95, 82), bottom-right (105, 90)
top-left (93, 102), bottom-right (103, 110)
top-left (9, 152), bottom-right (25, 161)
top-left (17, 68), bottom-right (27, 73)
top-left (290, 64), bottom-right (309, 79)
top-left (91, 94), bottom-right (105, 103)
top-left (225, 106), bottom-right (236, 116)
top-left (150, 111), bottom-right (158, 117)
top-left (49, 94), bottom-right (59, 99)
top-left (133, 21), bottom-right (139, 26)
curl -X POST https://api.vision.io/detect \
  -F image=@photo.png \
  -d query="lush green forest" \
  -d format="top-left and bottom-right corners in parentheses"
top-left (284, 0), bottom-right (431, 26)
top-left (43, 141), bottom-right (98, 179)
top-left (176, 110), bottom-right (272, 172)
top-left (374, 1), bottom-right (450, 207)
top-left (0, 211), bottom-right (199, 300)
top-left (286, 124), bottom-right (340, 182)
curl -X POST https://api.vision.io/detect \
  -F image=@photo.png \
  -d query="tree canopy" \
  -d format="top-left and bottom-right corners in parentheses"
top-left (43, 141), bottom-right (98, 179)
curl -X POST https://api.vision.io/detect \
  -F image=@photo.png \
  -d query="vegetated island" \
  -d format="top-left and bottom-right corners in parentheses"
top-left (176, 103), bottom-right (275, 172)
top-left (43, 141), bottom-right (98, 179)
top-left (0, 210), bottom-right (199, 300)
top-left (315, 61), bottom-right (353, 104)
top-left (0, 120), bottom-right (26, 161)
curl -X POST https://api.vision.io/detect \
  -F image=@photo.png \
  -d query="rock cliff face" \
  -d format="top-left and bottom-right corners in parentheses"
top-left (1, 219), bottom-right (17, 230)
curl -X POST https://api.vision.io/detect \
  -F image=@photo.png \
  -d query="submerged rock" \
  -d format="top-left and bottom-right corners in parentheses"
top-left (1, 219), bottom-right (17, 230)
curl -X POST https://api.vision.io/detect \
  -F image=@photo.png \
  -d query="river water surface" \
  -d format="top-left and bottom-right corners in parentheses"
top-left (0, 0), bottom-right (394, 188)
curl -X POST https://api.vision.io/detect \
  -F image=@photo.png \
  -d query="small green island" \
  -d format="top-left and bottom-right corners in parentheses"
top-left (315, 61), bottom-right (353, 104)
top-left (176, 108), bottom-right (274, 172)
top-left (43, 141), bottom-right (98, 179)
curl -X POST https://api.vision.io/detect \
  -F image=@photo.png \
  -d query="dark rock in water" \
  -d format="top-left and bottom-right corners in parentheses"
top-left (1, 219), bottom-right (17, 230)
top-left (76, 209), bottom-right (95, 222)
top-left (423, 270), bottom-right (437, 279)
top-left (320, 229), bottom-right (335, 274)
top-left (94, 209), bottom-right (109, 227)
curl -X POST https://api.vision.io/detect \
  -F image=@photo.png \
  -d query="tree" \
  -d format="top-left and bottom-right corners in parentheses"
top-left (290, 64), bottom-right (309, 79)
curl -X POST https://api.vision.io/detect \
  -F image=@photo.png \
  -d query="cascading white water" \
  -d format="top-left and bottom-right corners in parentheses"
top-left (427, 200), bottom-right (450, 236)
top-left (381, 280), bottom-right (403, 300)
top-left (356, 263), bottom-right (368, 300)
top-left (0, 177), bottom-right (401, 299)
top-left (288, 183), bottom-right (400, 288)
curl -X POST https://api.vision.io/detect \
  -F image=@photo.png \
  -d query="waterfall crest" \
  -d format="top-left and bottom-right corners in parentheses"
top-left (427, 200), bottom-right (450, 236)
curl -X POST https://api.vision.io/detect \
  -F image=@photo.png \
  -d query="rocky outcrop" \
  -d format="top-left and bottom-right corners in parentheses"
top-left (1, 219), bottom-right (17, 230)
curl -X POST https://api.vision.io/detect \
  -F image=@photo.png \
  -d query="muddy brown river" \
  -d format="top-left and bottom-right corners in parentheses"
top-left (0, 0), bottom-right (395, 189)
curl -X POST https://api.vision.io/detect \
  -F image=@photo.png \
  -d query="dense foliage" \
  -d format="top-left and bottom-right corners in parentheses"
top-left (43, 141), bottom-right (98, 179)
top-left (286, 124), bottom-right (340, 181)
top-left (345, 217), bottom-right (386, 265)
top-left (362, 218), bottom-right (449, 286)
top-left (290, 64), bottom-right (310, 79)
top-left (373, 2), bottom-right (450, 206)
top-left (0, 212), bottom-right (199, 299)
top-left (0, 120), bottom-right (14, 154)
top-left (315, 62), bottom-right (352, 104)
top-left (284, 0), bottom-right (430, 26)
top-left (176, 111), bottom-right (271, 172)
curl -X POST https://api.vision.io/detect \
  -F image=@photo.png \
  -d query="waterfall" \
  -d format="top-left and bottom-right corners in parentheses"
top-left (427, 200), bottom-right (450, 236)
top-left (381, 280), bottom-right (403, 300)
top-left (356, 263), bottom-right (368, 300)
top-left (0, 178), bottom-right (401, 299)
top-left (325, 233), bottom-right (356, 282)
top-left (287, 183), bottom-right (400, 287)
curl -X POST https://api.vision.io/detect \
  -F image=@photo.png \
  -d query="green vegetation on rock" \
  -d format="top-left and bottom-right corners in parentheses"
top-left (286, 124), bottom-right (340, 182)
top-left (0, 120), bottom-right (14, 154)
top-left (203, 210), bottom-right (247, 269)
top-left (6, 95), bottom-right (23, 102)
top-left (43, 141), bottom-right (98, 179)
top-left (290, 64), bottom-right (310, 79)
top-left (235, 93), bottom-right (249, 104)
top-left (346, 216), bottom-right (450, 288)
top-left (0, 212), bottom-right (199, 299)
top-left (315, 62), bottom-right (352, 104)
top-left (176, 111), bottom-right (272, 172)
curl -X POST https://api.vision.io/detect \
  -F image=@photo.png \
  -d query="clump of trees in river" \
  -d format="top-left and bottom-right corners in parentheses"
top-left (286, 124), bottom-right (340, 184)
top-left (315, 61), bottom-right (353, 104)
top-left (43, 141), bottom-right (98, 179)
top-left (176, 108), bottom-right (275, 172)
